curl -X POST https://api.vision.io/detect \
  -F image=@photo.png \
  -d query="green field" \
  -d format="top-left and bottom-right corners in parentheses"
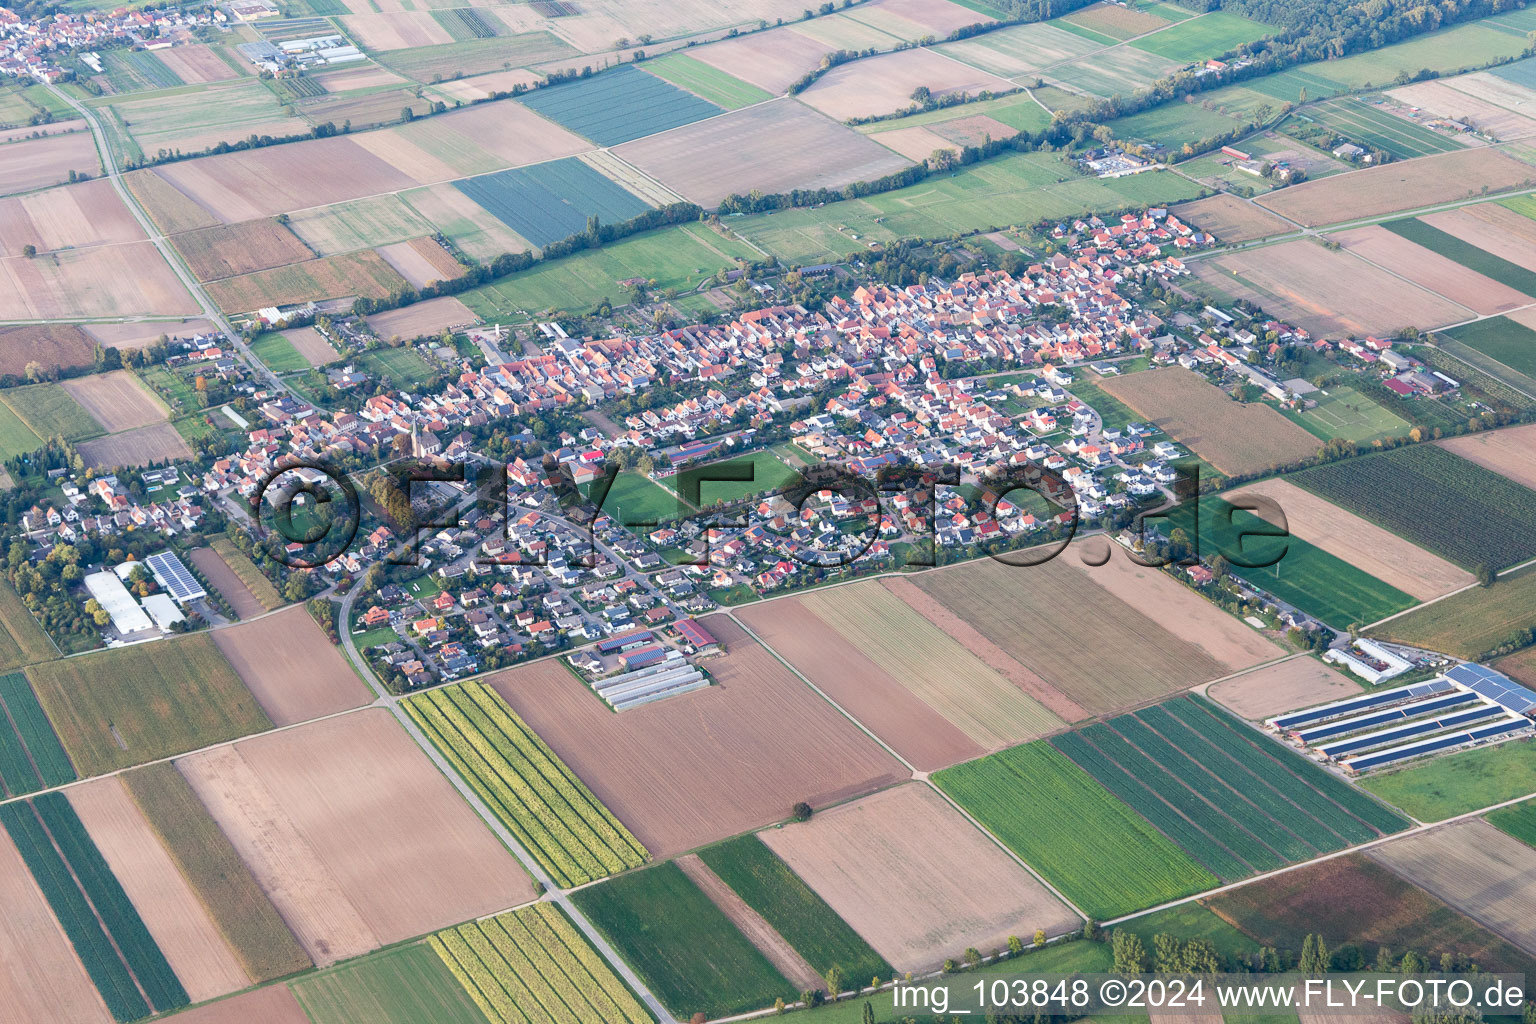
top-left (594, 470), bottom-right (690, 526)
top-left (0, 399), bottom-right (42, 460)
top-left (571, 861), bottom-right (795, 1019)
top-left (698, 834), bottom-right (891, 984)
top-left (643, 54), bottom-right (772, 110)
top-left (25, 632), bottom-right (270, 776)
top-left (356, 345), bottom-right (435, 387)
top-left (519, 65), bottom-right (722, 147)
top-left (403, 681), bottom-right (648, 888)
top-left (1113, 900), bottom-right (1261, 964)
top-left (1162, 496), bottom-right (1416, 630)
top-left (250, 331), bottom-right (311, 374)
top-left (0, 580), bottom-right (57, 669)
top-left (1487, 796), bottom-right (1536, 848)
top-left (0, 671), bottom-right (76, 796)
top-left (1290, 444), bottom-right (1536, 571)
top-left (0, 384), bottom-right (103, 441)
top-left (1385, 217), bottom-right (1536, 295)
top-left (99, 47), bottom-right (182, 92)
top-left (1131, 11), bottom-right (1273, 62)
top-left (1108, 99), bottom-right (1248, 149)
top-left (664, 447), bottom-right (802, 507)
top-left (431, 903), bottom-right (652, 1024)
top-left (461, 221), bottom-right (757, 319)
top-left (1299, 98), bottom-right (1462, 159)
top-left (1445, 316), bottom-right (1536, 379)
top-left (1286, 385), bottom-right (1410, 443)
top-left (431, 6), bottom-right (502, 41)
top-left (860, 92), bottom-right (1051, 136)
top-left (107, 78), bottom-right (295, 156)
top-left (935, 22), bottom-right (1101, 79)
top-left (1362, 739), bottom-right (1536, 822)
top-left (122, 761), bottom-right (311, 982)
top-left (293, 943), bottom-right (490, 1024)
top-left (1049, 46), bottom-right (1181, 98)
top-left (290, 194), bottom-right (439, 253)
top-left (1371, 562), bottom-right (1536, 659)
top-left (934, 741), bottom-right (1218, 921)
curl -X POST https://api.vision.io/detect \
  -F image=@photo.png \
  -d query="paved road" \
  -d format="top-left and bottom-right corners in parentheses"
top-left (48, 84), bottom-right (288, 395)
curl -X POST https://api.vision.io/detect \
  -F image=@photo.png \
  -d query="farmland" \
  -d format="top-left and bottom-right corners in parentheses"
top-left (1062, 1), bottom-right (1175, 40)
top-left (454, 157), bottom-right (652, 249)
top-left (403, 681), bottom-right (648, 888)
top-left (0, 579), bottom-right (55, 669)
top-left (205, 250), bottom-right (409, 313)
top-left (120, 761), bottom-right (311, 984)
top-left (0, 324), bottom-right (98, 379)
top-left (1172, 194), bottom-right (1294, 243)
top-left (0, 179), bottom-right (145, 258)
top-left (1383, 216), bottom-right (1536, 296)
top-left (1108, 98), bottom-right (1248, 149)
top-left (486, 616), bottom-right (905, 858)
top-left (519, 65), bottom-right (723, 146)
top-left (98, 48), bottom-right (182, 92)
top-left (170, 218), bottom-right (314, 283)
top-left (1329, 225), bottom-right (1530, 318)
top-left (212, 605), bottom-right (371, 726)
top-left (1370, 562), bottom-right (1536, 659)
top-left (1161, 495), bottom-right (1417, 630)
top-left (1361, 740), bottom-right (1536, 821)
top-left (209, 536), bottom-right (283, 610)
top-left (24, 633), bottom-right (269, 777)
top-left (799, 48), bottom-right (1016, 123)
top-left (936, 20), bottom-right (1100, 77)
top-left (571, 861), bottom-right (794, 1019)
top-left (1130, 11), bottom-right (1272, 62)
top-left (1209, 657), bottom-right (1361, 721)
top-left (0, 400), bottom-right (41, 460)
top-left (0, 128), bottom-right (98, 195)
top-left (1297, 97), bottom-right (1464, 159)
top-left (1290, 444), bottom-right (1536, 571)
top-left (1208, 853), bottom-right (1536, 975)
top-left (698, 834), bottom-right (890, 982)
top-left (60, 370), bottom-right (166, 433)
top-left (642, 53), bottom-right (772, 109)
top-left (367, 296), bottom-right (479, 340)
top-left (0, 383), bottom-right (101, 441)
top-left (0, 671), bottom-right (75, 795)
top-left (1438, 422), bottom-right (1536, 491)
top-left (249, 332), bottom-right (310, 374)
top-left (934, 741), bottom-right (1218, 920)
top-left (1445, 316), bottom-right (1536, 377)
top-left (76, 422), bottom-right (193, 470)
top-left (1488, 797), bottom-right (1536, 847)
top-left (292, 944), bottom-right (489, 1024)
top-left (431, 903), bottom-right (652, 1024)
top-left (760, 783), bottom-right (1080, 972)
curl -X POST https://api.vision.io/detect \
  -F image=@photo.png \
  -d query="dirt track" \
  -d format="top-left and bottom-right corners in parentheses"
top-left (677, 854), bottom-right (822, 991)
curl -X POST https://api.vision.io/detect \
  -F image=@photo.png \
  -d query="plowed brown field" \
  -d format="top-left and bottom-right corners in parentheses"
top-left (1438, 422), bottom-right (1536, 491)
top-left (0, 131), bottom-right (98, 195)
top-left (77, 422), bottom-right (192, 469)
top-left (1207, 657), bottom-right (1361, 721)
top-left (60, 370), bottom-right (167, 433)
top-left (172, 219), bottom-right (314, 282)
top-left (0, 179), bottom-right (145, 257)
top-left (212, 606), bottom-right (372, 727)
top-left (1256, 149), bottom-right (1534, 226)
top-left (154, 984), bottom-right (311, 1024)
top-left (1330, 224), bottom-right (1531, 314)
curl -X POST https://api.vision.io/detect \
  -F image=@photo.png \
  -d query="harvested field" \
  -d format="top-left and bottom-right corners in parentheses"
top-left (0, 178), bottom-right (145, 257)
top-left (858, 0), bottom-right (996, 35)
top-left (872, 123), bottom-right (960, 161)
top-left (67, 776), bottom-right (250, 1002)
top-left (404, 182), bottom-right (534, 260)
top-left (735, 599), bottom-right (984, 771)
top-left (688, 26), bottom-right (833, 94)
top-left (908, 553), bottom-right (1250, 716)
top-left (487, 615), bottom-right (906, 858)
top-left (937, 21), bottom-right (1100, 77)
top-left (286, 193), bottom-right (437, 255)
top-left (342, 11), bottom-right (453, 50)
top-left (932, 113), bottom-right (1021, 146)
top-left (1197, 238), bottom-right (1470, 337)
top-left (1103, 366), bottom-right (1320, 475)
top-left (157, 985), bottom-right (311, 1024)
top-left (578, 150), bottom-right (682, 206)
top-left (125, 167), bottom-right (219, 234)
top-left (0, 131), bottom-right (98, 195)
top-left (1390, 79), bottom-right (1536, 141)
top-left (1207, 657), bottom-right (1361, 721)
top-left (84, 319), bottom-right (215, 349)
top-left (376, 237), bottom-right (463, 288)
top-left (205, 250), bottom-right (408, 313)
top-left (799, 48), bottom-right (1016, 122)
top-left (77, 421), bottom-right (192, 469)
top-left (1224, 478), bottom-right (1474, 601)
top-left (1437, 422), bottom-right (1536, 490)
top-left (1172, 194), bottom-right (1293, 242)
top-left (761, 784), bottom-right (1079, 972)
top-left (677, 854), bottom-right (821, 992)
top-left (0, 324), bottom-right (96, 378)
top-left (388, 100), bottom-right (594, 177)
top-left (1498, 646), bottom-right (1536, 689)
top-left (0, 826), bottom-right (113, 1024)
top-left (366, 295), bottom-right (478, 339)
top-left (1421, 201), bottom-right (1536, 273)
top-left (614, 98), bottom-right (912, 208)
top-left (1369, 821), bottom-right (1536, 955)
top-left (281, 325), bottom-right (339, 366)
top-left (188, 545), bottom-right (265, 618)
top-left (0, 242), bottom-right (198, 319)
top-left (171, 218), bottom-right (313, 282)
top-left (153, 45), bottom-right (239, 84)
top-left (213, 606), bottom-right (371, 727)
top-left (179, 708), bottom-right (534, 967)
top-left (210, 536), bottom-right (283, 611)
top-left (1330, 224), bottom-right (1531, 315)
top-left (429, 68), bottom-right (543, 103)
top-left (1063, 1), bottom-right (1171, 39)
top-left (1256, 148), bottom-right (1535, 226)
top-left (59, 369), bottom-right (166, 433)
top-left (796, 581), bottom-right (1065, 748)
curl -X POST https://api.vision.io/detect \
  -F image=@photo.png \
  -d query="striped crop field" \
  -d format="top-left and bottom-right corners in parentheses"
top-left (0, 670), bottom-right (76, 796)
top-left (403, 681), bottom-right (647, 887)
top-left (1, 792), bottom-right (189, 1022)
top-left (432, 902), bottom-right (652, 1024)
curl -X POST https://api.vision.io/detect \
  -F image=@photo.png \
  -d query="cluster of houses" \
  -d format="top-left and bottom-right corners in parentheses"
top-left (0, 3), bottom-right (221, 83)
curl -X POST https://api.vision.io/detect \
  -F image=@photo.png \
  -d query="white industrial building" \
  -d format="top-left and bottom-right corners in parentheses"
top-left (84, 571), bottom-right (154, 635)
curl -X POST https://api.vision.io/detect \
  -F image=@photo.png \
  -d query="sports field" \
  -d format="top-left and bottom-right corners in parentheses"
top-left (355, 345), bottom-right (435, 387)
top-left (663, 447), bottom-right (801, 506)
top-left (592, 470), bottom-right (687, 526)
top-left (519, 65), bottom-right (723, 146)
top-left (1287, 386), bottom-right (1409, 443)
top-left (454, 157), bottom-right (652, 249)
top-left (1446, 316), bottom-right (1536, 378)
top-left (642, 54), bottom-right (772, 109)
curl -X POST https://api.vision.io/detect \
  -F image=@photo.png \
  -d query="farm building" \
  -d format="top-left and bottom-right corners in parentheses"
top-left (589, 649), bottom-right (707, 711)
top-left (145, 550), bottom-right (207, 605)
top-left (85, 570), bottom-right (154, 634)
top-left (1269, 665), bottom-right (1536, 773)
top-left (597, 629), bottom-right (654, 655)
top-left (674, 617), bottom-right (718, 652)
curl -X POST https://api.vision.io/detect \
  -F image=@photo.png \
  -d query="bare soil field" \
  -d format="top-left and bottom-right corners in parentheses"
top-left (1197, 240), bottom-right (1470, 337)
top-left (390, 100), bottom-right (594, 176)
top-left (909, 554), bottom-right (1242, 716)
top-left (0, 118), bottom-right (85, 144)
top-left (0, 324), bottom-right (95, 377)
top-left (1444, 73), bottom-right (1536, 124)
top-left (1437, 422), bottom-right (1536, 491)
top-left (189, 545), bottom-right (266, 619)
top-left (77, 422), bottom-right (192, 469)
top-left (932, 113), bottom-right (1020, 146)
top-left (212, 606), bottom-right (372, 727)
top-left (873, 124), bottom-right (960, 161)
top-left (689, 26), bottom-right (833, 94)
top-left (1369, 820), bottom-right (1536, 955)
top-left (172, 218), bottom-right (314, 282)
top-left (0, 178), bottom-right (145, 257)
top-left (205, 250), bottom-right (408, 312)
top-left (0, 131), bottom-right (98, 195)
top-left (431, 69), bottom-right (543, 104)
top-left (615, 98), bottom-right (912, 207)
top-left (153, 137), bottom-right (420, 223)
top-left (280, 325), bottom-right (338, 366)
top-left (366, 295), bottom-right (478, 339)
top-left (0, 826), bottom-right (113, 1024)
top-left (1497, 646), bottom-right (1536, 688)
top-left (312, 66), bottom-right (407, 93)
top-left (68, 776), bottom-right (251, 1002)
top-left (1389, 80), bottom-right (1536, 141)
top-left (800, 48), bottom-right (1016, 122)
top-left (376, 237), bottom-right (463, 288)
top-left (860, 0), bottom-right (995, 34)
top-left (1207, 657), bottom-right (1361, 721)
top-left (155, 44), bottom-right (240, 84)
top-left (1255, 149), bottom-right (1535, 227)
top-left (341, 11), bottom-right (453, 50)
top-left (677, 854), bottom-right (822, 991)
top-left (126, 168), bottom-right (220, 234)
top-left (736, 598), bottom-right (984, 771)
top-left (1172, 194), bottom-right (1293, 243)
top-left (1422, 201), bottom-right (1536, 271)
top-left (579, 150), bottom-right (683, 206)
top-left (760, 784), bottom-right (1079, 972)
top-left (0, 242), bottom-right (198, 319)
top-left (488, 615), bottom-right (906, 858)
top-left (85, 319), bottom-right (215, 350)
top-left (60, 369), bottom-right (167, 433)
top-left (158, 985), bottom-right (311, 1024)
top-left (797, 582), bottom-right (1065, 749)
top-left (1063, 1), bottom-right (1169, 37)
top-left (1329, 224), bottom-right (1531, 315)
top-left (1102, 366), bottom-right (1319, 475)
top-left (179, 709), bottom-right (534, 967)
top-left (1226, 477), bottom-right (1474, 601)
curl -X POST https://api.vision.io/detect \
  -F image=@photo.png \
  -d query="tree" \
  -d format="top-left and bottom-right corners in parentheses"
top-left (1299, 934), bottom-right (1329, 974)
top-left (1475, 564), bottom-right (1495, 587)
top-left (21, 244), bottom-right (36, 257)
top-left (791, 801), bottom-right (813, 822)
top-left (861, 1001), bottom-right (875, 1024)
top-left (1112, 930), bottom-right (1148, 976)
top-left (1034, 929), bottom-right (1047, 948)
top-left (825, 965), bottom-right (843, 999)
top-left (1008, 935), bottom-right (1024, 955)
